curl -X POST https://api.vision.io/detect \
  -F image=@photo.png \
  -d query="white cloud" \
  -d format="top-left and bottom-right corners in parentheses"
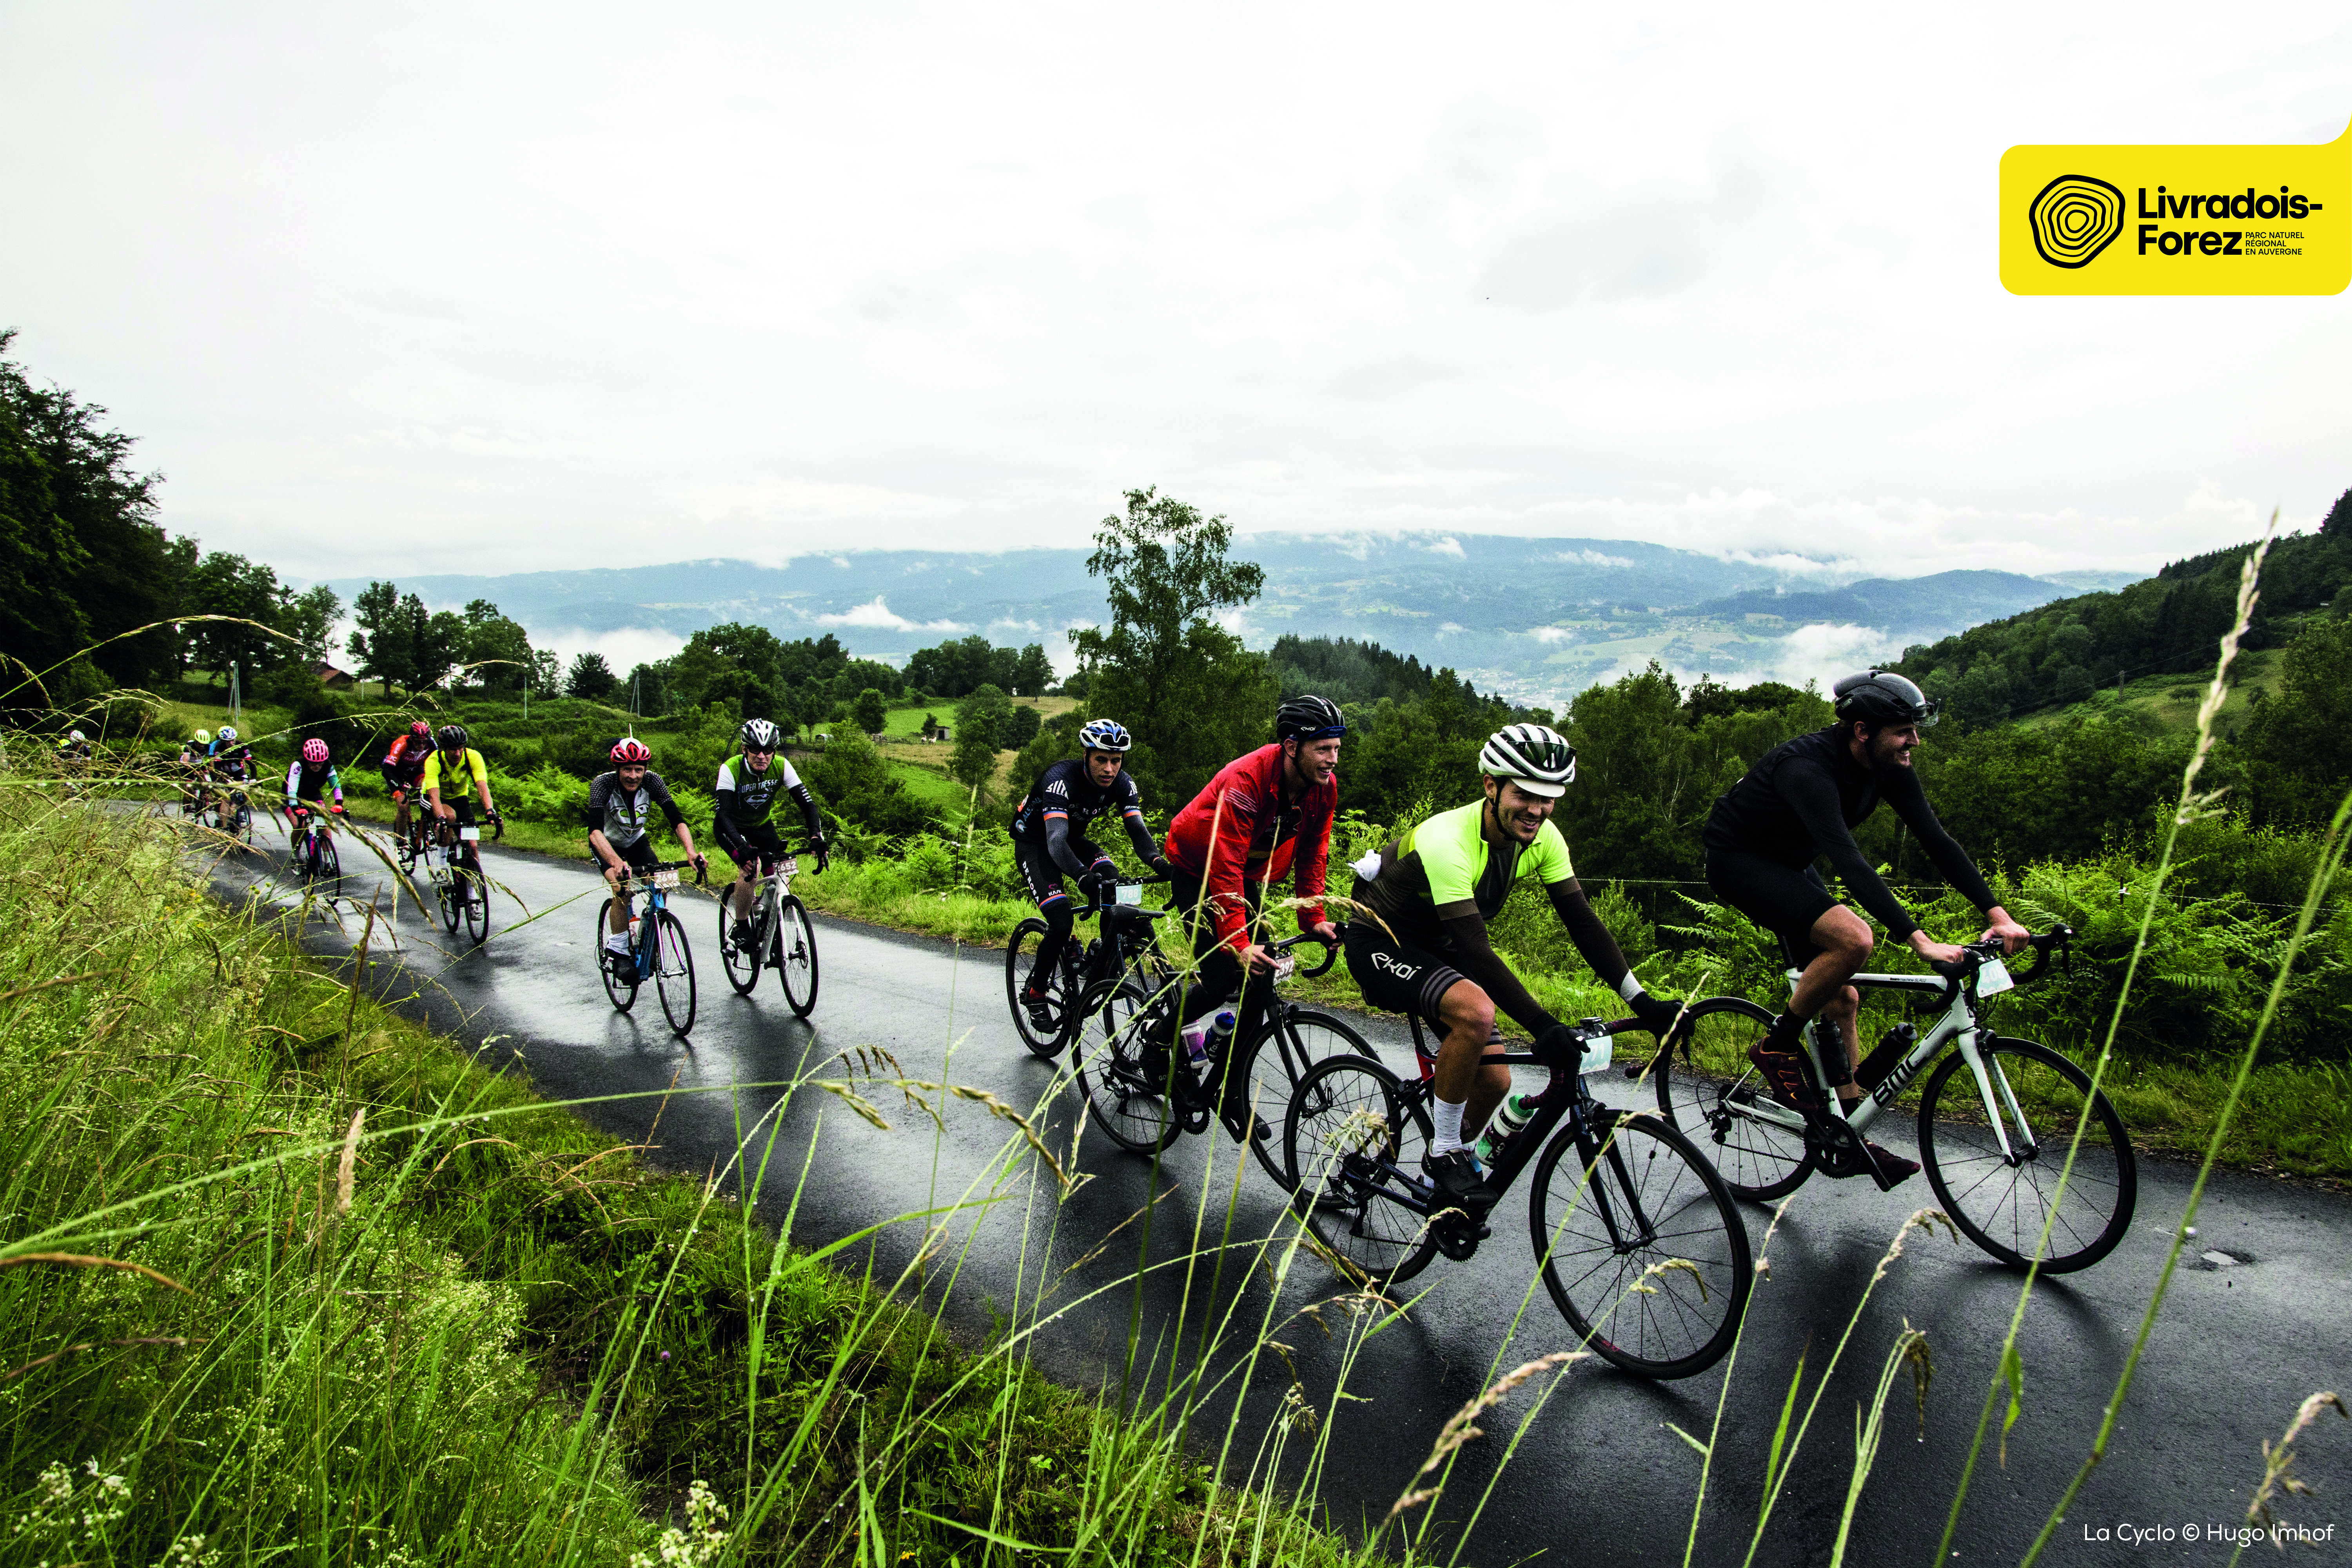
top-left (815, 596), bottom-right (966, 632)
top-left (1424, 537), bottom-right (1467, 558)
top-left (989, 617), bottom-right (1043, 632)
top-left (1761, 623), bottom-right (1896, 688)
top-left (1558, 549), bottom-right (1633, 568)
top-left (533, 626), bottom-right (689, 675)
top-left (1532, 626), bottom-right (1572, 644)
top-left (1439, 621), bottom-right (1466, 633)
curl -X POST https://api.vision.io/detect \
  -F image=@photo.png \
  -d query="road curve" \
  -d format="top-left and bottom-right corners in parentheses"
top-left (199, 816), bottom-right (2351, 1567)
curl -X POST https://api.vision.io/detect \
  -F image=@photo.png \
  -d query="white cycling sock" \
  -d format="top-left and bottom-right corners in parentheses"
top-left (1432, 1096), bottom-right (1467, 1154)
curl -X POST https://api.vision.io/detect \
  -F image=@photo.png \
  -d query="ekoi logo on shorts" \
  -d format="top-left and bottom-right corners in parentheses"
top-left (1369, 952), bottom-right (1419, 980)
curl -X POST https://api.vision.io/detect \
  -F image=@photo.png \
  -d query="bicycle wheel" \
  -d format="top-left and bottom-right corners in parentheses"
top-left (774, 895), bottom-right (819, 1018)
top-left (437, 866), bottom-right (461, 934)
top-left (1918, 1035), bottom-right (2136, 1274)
top-left (1653, 995), bottom-right (1813, 1201)
top-left (1071, 973), bottom-right (1183, 1155)
top-left (719, 895), bottom-right (760, 995)
top-left (1005, 918), bottom-right (1075, 1058)
top-left (598, 904), bottom-right (639, 1013)
top-left (653, 908), bottom-right (697, 1037)
top-left (318, 832), bottom-right (342, 898)
top-left (1283, 1054), bottom-right (1441, 1288)
top-left (1229, 1006), bottom-right (1376, 1189)
top-left (462, 861), bottom-right (490, 944)
top-left (1530, 1109), bottom-right (1752, 1380)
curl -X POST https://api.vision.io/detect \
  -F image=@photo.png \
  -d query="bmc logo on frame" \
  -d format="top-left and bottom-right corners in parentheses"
top-left (1999, 118), bottom-right (2349, 295)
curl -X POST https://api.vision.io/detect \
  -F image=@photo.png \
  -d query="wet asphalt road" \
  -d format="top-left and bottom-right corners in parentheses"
top-left (203, 818), bottom-right (2351, 1567)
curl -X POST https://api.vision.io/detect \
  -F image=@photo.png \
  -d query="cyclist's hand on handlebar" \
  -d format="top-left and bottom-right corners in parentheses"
top-left (1149, 855), bottom-right (1174, 881)
top-left (1907, 930), bottom-right (1968, 969)
top-left (1241, 941), bottom-right (1281, 975)
top-left (1980, 909), bottom-right (2032, 956)
top-left (1305, 918), bottom-right (1339, 945)
top-left (1533, 1021), bottom-right (1584, 1063)
top-left (810, 835), bottom-right (831, 874)
top-left (1630, 991), bottom-right (1682, 1036)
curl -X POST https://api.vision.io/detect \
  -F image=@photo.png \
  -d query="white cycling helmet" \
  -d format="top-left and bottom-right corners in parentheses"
top-left (1479, 723), bottom-right (1576, 798)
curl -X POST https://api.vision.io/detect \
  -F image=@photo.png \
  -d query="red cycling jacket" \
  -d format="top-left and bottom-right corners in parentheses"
top-left (1163, 744), bottom-right (1336, 953)
top-left (381, 733), bottom-right (433, 785)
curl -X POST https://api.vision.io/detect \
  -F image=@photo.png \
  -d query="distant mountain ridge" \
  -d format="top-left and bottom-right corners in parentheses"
top-left (326, 535), bottom-right (2147, 701)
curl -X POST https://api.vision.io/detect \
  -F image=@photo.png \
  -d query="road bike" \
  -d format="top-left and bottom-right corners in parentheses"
top-left (1285, 1011), bottom-right (1752, 1380)
top-left (288, 805), bottom-right (343, 897)
top-left (1005, 874), bottom-right (1173, 1056)
top-left (1650, 927), bottom-right (2136, 1273)
top-left (1018, 882), bottom-right (1375, 1185)
top-left (599, 858), bottom-right (705, 1037)
top-left (716, 842), bottom-right (821, 1018)
top-left (423, 814), bottom-right (502, 945)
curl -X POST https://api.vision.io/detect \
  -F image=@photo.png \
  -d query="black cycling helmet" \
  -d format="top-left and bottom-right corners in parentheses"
top-left (437, 723), bottom-right (469, 751)
top-left (1275, 694), bottom-right (1347, 743)
top-left (1833, 670), bottom-right (1940, 729)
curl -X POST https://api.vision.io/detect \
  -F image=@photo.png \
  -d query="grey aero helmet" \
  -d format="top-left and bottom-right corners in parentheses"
top-left (1833, 670), bottom-right (1940, 729)
top-left (1480, 723), bottom-right (1576, 798)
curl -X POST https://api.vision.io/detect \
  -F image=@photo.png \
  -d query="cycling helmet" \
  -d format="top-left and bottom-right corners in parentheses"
top-left (1077, 718), bottom-right (1131, 753)
top-left (1275, 695), bottom-right (1347, 742)
top-left (738, 718), bottom-right (782, 752)
top-left (301, 738), bottom-right (330, 765)
top-left (1479, 723), bottom-right (1577, 798)
top-left (193, 729), bottom-right (212, 746)
top-left (217, 726), bottom-right (239, 744)
top-left (410, 720), bottom-right (432, 738)
top-left (68, 730), bottom-right (86, 744)
top-left (1833, 670), bottom-right (1940, 730)
top-left (610, 737), bottom-right (653, 765)
top-left (437, 724), bottom-right (468, 750)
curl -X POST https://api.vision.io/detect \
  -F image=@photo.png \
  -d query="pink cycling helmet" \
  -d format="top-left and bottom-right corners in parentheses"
top-left (301, 738), bottom-right (330, 765)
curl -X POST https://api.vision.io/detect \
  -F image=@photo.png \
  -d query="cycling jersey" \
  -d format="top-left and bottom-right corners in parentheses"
top-left (1701, 726), bottom-right (1995, 941)
top-left (584, 769), bottom-right (685, 851)
top-left (1010, 759), bottom-right (1143, 843)
top-left (1356, 799), bottom-right (1575, 953)
top-left (1163, 744), bottom-right (1335, 953)
top-left (206, 743), bottom-right (256, 782)
top-left (282, 759), bottom-right (343, 806)
top-left (422, 747), bottom-right (488, 798)
top-left (381, 733), bottom-right (435, 785)
top-left (714, 753), bottom-right (819, 833)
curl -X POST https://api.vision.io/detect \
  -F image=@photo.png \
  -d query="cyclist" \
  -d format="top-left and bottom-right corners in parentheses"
top-left (180, 728), bottom-right (213, 815)
top-left (1160, 695), bottom-right (1345, 1140)
top-left (713, 718), bottom-right (828, 954)
top-left (423, 724), bottom-right (503, 904)
top-left (1007, 718), bottom-right (1174, 1033)
top-left (1348, 723), bottom-right (1682, 1212)
top-left (207, 723), bottom-right (256, 797)
top-left (282, 737), bottom-right (347, 851)
top-left (54, 730), bottom-right (93, 780)
top-left (381, 720), bottom-right (436, 853)
top-left (587, 738), bottom-right (708, 971)
top-left (1700, 670), bottom-right (2028, 1183)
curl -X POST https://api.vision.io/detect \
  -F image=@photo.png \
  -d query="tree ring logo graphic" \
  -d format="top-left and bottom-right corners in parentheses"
top-left (2028, 174), bottom-right (2125, 268)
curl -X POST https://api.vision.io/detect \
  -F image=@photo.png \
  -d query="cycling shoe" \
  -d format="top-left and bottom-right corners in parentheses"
top-left (1746, 1040), bottom-right (1824, 1114)
top-left (1421, 1148), bottom-right (1496, 1214)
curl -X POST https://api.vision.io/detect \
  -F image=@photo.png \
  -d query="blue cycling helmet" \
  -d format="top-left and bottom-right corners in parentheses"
top-left (1078, 718), bottom-right (1131, 754)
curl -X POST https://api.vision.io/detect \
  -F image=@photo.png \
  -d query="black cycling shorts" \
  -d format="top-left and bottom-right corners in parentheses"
top-left (591, 836), bottom-right (663, 877)
top-left (715, 816), bottom-right (787, 870)
top-left (1705, 846), bottom-right (1837, 967)
top-left (1014, 836), bottom-right (1108, 911)
top-left (1344, 922), bottom-right (1468, 1044)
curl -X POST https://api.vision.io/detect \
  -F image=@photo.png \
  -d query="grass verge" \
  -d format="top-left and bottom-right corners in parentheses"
top-left (0, 788), bottom-right (1391, 1564)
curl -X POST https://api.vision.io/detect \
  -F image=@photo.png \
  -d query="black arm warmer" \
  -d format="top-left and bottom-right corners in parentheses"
top-left (1546, 880), bottom-right (1632, 991)
top-left (1044, 815), bottom-right (1090, 878)
top-left (788, 781), bottom-right (822, 837)
top-left (1122, 811), bottom-right (1162, 866)
top-left (1775, 758), bottom-right (1921, 938)
top-left (713, 787), bottom-right (740, 826)
top-left (648, 773), bottom-right (686, 832)
top-left (1438, 910), bottom-right (1561, 1040)
top-left (1881, 768), bottom-right (2000, 911)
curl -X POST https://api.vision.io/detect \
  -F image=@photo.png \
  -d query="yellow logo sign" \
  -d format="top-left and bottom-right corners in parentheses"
top-left (2001, 118), bottom-right (2350, 294)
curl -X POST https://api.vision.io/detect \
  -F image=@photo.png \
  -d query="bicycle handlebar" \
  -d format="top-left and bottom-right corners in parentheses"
top-left (1267, 925), bottom-right (1341, 978)
top-left (1927, 925), bottom-right (2073, 1001)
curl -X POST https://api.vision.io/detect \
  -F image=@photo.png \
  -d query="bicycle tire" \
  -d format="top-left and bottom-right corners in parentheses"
top-left (437, 866), bottom-right (461, 934)
top-left (775, 895), bottom-right (819, 1018)
top-left (462, 860), bottom-right (489, 945)
top-left (719, 895), bottom-right (761, 995)
top-left (319, 831), bottom-right (341, 898)
top-left (1283, 1054), bottom-right (1441, 1287)
top-left (1653, 995), bottom-right (1814, 1201)
top-left (1229, 1005), bottom-right (1376, 1190)
top-left (1072, 973), bottom-right (1183, 1155)
top-left (1918, 1035), bottom-right (2136, 1274)
top-left (1005, 918), bottom-right (1074, 1058)
top-left (1530, 1109), bottom-right (1753, 1380)
top-left (653, 907), bottom-right (697, 1037)
top-left (597, 904), bottom-right (638, 1013)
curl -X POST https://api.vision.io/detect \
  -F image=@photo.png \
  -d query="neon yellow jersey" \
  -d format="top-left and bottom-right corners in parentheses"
top-left (1356, 798), bottom-right (1574, 950)
top-left (422, 747), bottom-right (488, 797)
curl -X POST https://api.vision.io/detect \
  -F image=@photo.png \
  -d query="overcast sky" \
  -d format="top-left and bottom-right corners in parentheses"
top-left (3, 1), bottom-right (2347, 590)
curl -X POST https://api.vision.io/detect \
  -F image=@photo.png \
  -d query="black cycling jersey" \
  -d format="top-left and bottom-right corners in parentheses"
top-left (1009, 759), bottom-right (1161, 876)
top-left (1701, 725), bottom-right (1996, 940)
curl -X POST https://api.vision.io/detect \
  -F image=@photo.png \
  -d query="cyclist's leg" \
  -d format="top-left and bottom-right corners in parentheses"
top-left (1790, 906), bottom-right (1869, 1103)
top-left (1014, 842), bottom-right (1076, 997)
top-left (1167, 868), bottom-right (1243, 1026)
top-left (715, 817), bottom-right (760, 929)
top-left (1342, 923), bottom-right (1497, 1149)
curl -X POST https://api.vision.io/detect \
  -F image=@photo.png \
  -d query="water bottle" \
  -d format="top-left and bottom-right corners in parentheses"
top-left (1180, 1009), bottom-right (1238, 1066)
top-left (1475, 1091), bottom-right (1541, 1170)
